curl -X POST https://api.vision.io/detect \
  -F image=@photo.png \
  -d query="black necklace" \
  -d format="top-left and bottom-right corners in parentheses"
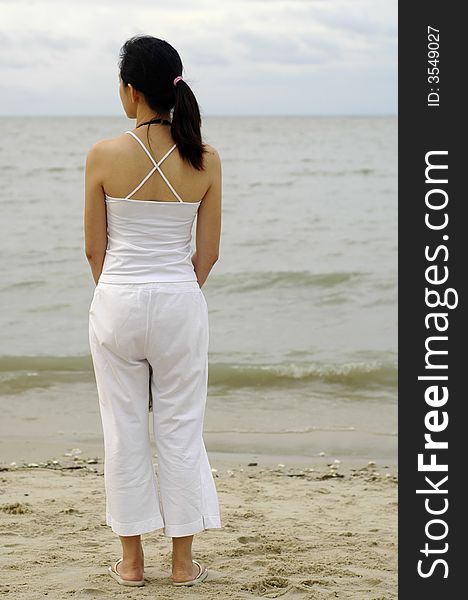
top-left (136, 117), bottom-right (172, 128)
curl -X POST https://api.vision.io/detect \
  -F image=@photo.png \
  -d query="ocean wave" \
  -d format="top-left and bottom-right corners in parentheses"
top-left (0, 355), bottom-right (92, 374)
top-left (0, 356), bottom-right (396, 394)
top-left (209, 270), bottom-right (364, 292)
top-left (7, 280), bottom-right (47, 290)
top-left (290, 168), bottom-right (375, 177)
top-left (208, 360), bottom-right (396, 389)
top-left (204, 426), bottom-right (397, 436)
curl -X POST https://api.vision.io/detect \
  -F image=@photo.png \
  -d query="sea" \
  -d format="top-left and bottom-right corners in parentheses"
top-left (0, 115), bottom-right (397, 466)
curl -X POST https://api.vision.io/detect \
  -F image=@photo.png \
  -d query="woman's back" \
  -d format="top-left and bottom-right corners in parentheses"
top-left (97, 128), bottom-right (218, 284)
top-left (103, 127), bottom-right (213, 203)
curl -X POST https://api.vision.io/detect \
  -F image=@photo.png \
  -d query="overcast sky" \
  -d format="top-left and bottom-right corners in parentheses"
top-left (0, 0), bottom-right (397, 116)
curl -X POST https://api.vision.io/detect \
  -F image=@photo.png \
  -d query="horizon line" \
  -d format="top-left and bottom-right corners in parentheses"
top-left (0, 113), bottom-right (398, 118)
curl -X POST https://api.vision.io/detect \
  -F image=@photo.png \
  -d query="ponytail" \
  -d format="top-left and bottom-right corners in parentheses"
top-left (171, 78), bottom-right (207, 171)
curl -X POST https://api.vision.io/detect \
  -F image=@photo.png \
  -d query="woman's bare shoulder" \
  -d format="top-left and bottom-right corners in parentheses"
top-left (203, 144), bottom-right (221, 172)
top-left (204, 143), bottom-right (220, 159)
top-left (87, 133), bottom-right (126, 154)
top-left (87, 134), bottom-right (135, 166)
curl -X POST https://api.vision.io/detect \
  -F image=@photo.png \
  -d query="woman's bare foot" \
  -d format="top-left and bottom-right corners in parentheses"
top-left (113, 557), bottom-right (144, 582)
top-left (172, 559), bottom-right (206, 583)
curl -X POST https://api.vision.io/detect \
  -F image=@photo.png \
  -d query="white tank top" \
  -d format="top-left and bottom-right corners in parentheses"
top-left (98, 130), bottom-right (202, 284)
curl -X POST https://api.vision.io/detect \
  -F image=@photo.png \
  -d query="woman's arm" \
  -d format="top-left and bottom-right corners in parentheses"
top-left (84, 142), bottom-right (108, 285)
top-left (192, 148), bottom-right (222, 288)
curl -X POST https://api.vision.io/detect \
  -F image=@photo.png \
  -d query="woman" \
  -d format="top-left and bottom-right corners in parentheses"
top-left (84, 35), bottom-right (222, 588)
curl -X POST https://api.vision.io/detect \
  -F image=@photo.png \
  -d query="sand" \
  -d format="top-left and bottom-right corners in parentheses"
top-left (0, 455), bottom-right (397, 599)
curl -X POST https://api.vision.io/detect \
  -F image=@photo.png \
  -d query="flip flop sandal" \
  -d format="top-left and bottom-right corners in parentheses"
top-left (172, 559), bottom-right (209, 586)
top-left (108, 557), bottom-right (145, 587)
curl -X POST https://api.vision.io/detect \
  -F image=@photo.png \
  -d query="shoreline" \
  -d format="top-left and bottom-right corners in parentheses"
top-left (0, 438), bottom-right (397, 473)
top-left (0, 446), bottom-right (398, 489)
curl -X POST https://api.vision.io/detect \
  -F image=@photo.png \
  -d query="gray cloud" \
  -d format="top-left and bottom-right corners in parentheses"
top-left (0, 57), bottom-right (46, 68)
top-left (186, 49), bottom-right (230, 67)
top-left (1, 30), bottom-right (85, 51)
top-left (235, 30), bottom-right (341, 66)
top-left (313, 10), bottom-right (397, 38)
top-left (0, 0), bottom-right (396, 115)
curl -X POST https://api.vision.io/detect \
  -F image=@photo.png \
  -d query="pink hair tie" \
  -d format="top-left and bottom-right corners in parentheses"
top-left (173, 75), bottom-right (183, 87)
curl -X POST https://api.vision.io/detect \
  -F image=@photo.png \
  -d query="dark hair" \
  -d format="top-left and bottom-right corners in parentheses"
top-left (118, 35), bottom-right (207, 171)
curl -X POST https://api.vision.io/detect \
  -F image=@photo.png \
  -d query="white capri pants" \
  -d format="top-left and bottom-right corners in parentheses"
top-left (88, 280), bottom-right (222, 537)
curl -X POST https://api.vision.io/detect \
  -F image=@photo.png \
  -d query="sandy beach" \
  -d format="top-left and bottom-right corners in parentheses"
top-left (0, 454), bottom-right (397, 599)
